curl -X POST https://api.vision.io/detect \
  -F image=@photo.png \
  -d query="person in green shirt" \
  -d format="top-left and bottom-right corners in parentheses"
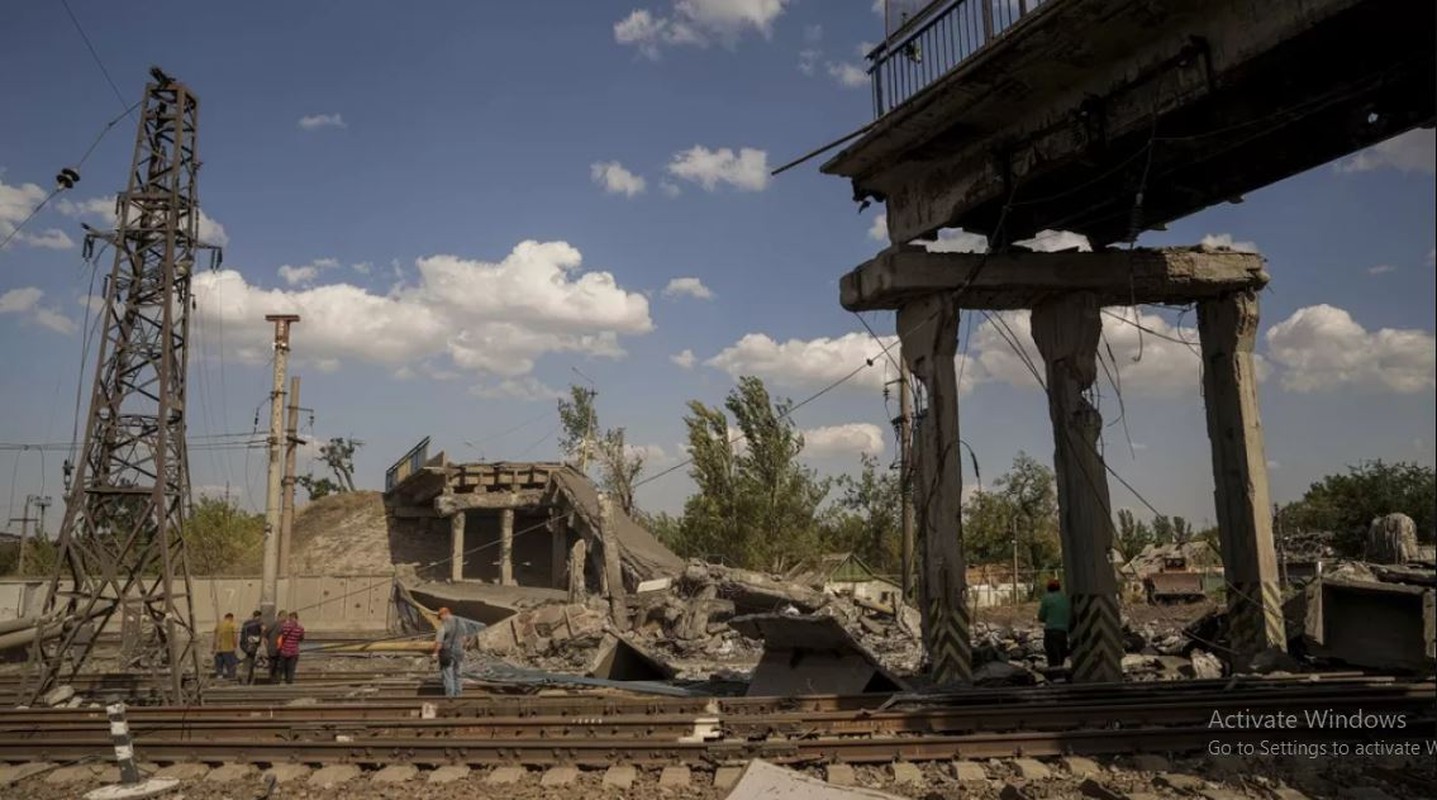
top-left (1037, 579), bottom-right (1071, 668)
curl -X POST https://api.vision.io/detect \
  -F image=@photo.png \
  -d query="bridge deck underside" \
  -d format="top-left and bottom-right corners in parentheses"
top-left (826, 0), bottom-right (1436, 248)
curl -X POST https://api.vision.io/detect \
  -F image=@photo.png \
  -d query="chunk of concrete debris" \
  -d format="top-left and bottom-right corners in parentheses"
top-left (426, 765), bottom-right (469, 784)
top-left (659, 765), bottom-right (692, 788)
top-left (263, 764), bottom-right (311, 784)
top-left (727, 760), bottom-right (911, 800)
top-left (0, 763), bottom-right (56, 786)
top-left (826, 764), bottom-right (857, 786)
top-left (1062, 757), bottom-right (1101, 778)
top-left (42, 684), bottom-right (76, 707)
top-left (889, 762), bottom-right (923, 785)
top-left (713, 765), bottom-right (746, 790)
top-left (154, 764), bottom-right (210, 781)
top-left (205, 764), bottom-right (257, 783)
top-left (46, 764), bottom-right (105, 784)
top-left (973, 660), bottom-right (1039, 686)
top-left (1189, 649), bottom-right (1223, 679)
top-left (1000, 783), bottom-right (1036, 800)
top-left (540, 766), bottom-right (579, 787)
top-left (1012, 758), bottom-right (1052, 781)
top-left (307, 764), bottom-right (361, 789)
top-left (371, 764), bottom-right (418, 784)
top-left (485, 766), bottom-right (527, 785)
top-left (952, 761), bottom-right (988, 783)
top-left (1154, 773), bottom-right (1206, 791)
top-left (729, 613), bottom-right (907, 696)
top-left (603, 765), bottom-right (636, 788)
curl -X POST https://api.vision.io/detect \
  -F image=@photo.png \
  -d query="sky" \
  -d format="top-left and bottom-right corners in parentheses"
top-left (2, 1), bottom-right (1434, 539)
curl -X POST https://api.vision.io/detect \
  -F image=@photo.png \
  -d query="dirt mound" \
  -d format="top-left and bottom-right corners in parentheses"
top-left (291, 491), bottom-right (392, 575)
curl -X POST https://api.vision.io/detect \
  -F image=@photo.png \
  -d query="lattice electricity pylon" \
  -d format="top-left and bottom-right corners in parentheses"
top-left (28, 67), bottom-right (220, 705)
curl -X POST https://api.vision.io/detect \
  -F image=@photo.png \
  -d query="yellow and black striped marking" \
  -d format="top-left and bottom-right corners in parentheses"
top-left (1227, 580), bottom-right (1284, 663)
top-left (926, 594), bottom-right (973, 686)
top-left (1070, 593), bottom-right (1122, 684)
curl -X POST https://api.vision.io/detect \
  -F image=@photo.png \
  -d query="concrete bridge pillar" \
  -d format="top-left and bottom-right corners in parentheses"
top-left (499, 507), bottom-right (515, 586)
top-left (896, 292), bottom-right (971, 686)
top-left (1031, 291), bottom-right (1122, 684)
top-left (449, 512), bottom-right (465, 583)
top-left (1198, 290), bottom-right (1284, 664)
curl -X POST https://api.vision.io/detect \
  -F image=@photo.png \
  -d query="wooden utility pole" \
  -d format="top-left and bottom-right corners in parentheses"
top-left (897, 360), bottom-right (916, 605)
top-left (260, 315), bottom-right (299, 628)
top-left (278, 376), bottom-right (302, 579)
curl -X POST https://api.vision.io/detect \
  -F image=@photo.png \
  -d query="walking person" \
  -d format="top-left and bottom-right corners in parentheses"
top-left (239, 610), bottom-right (264, 684)
top-left (1037, 578), bottom-right (1071, 670)
top-left (277, 611), bottom-right (305, 684)
top-left (265, 609), bottom-right (286, 683)
top-left (212, 613), bottom-right (239, 680)
top-left (432, 607), bottom-right (465, 698)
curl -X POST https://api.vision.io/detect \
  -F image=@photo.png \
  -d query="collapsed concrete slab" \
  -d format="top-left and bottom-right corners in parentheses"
top-left (724, 759), bottom-right (908, 800)
top-left (1305, 574), bottom-right (1436, 673)
top-left (730, 613), bottom-right (907, 696)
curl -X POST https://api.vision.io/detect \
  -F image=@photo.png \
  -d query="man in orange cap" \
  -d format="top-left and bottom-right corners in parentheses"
top-left (432, 607), bottom-right (465, 697)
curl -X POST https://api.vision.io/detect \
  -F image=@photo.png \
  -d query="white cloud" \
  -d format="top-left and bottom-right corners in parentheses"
top-left (278, 258), bottom-right (341, 286)
top-left (868, 213), bottom-right (988, 252)
top-left (469, 377), bottom-right (564, 402)
top-left (1265, 304), bottom-right (1435, 393)
top-left (973, 307), bottom-right (1206, 396)
top-left (798, 49), bottom-right (820, 76)
top-left (298, 113), bottom-right (346, 131)
top-left (827, 61), bottom-right (867, 88)
top-left (667, 146), bottom-right (769, 192)
top-left (1200, 233), bottom-right (1259, 254)
top-left (191, 240), bottom-right (653, 379)
top-left (1017, 229), bottom-right (1092, 252)
top-left (0, 287), bottom-right (42, 314)
top-left (662, 277), bottom-right (714, 300)
top-left (615, 0), bottom-right (791, 58)
top-left (659, 180), bottom-right (683, 198)
top-left (1, 178), bottom-right (75, 249)
top-left (0, 287), bottom-right (75, 334)
top-left (54, 191), bottom-right (228, 247)
top-left (352, 262), bottom-right (372, 275)
top-left (590, 161), bottom-right (647, 197)
top-left (1336, 128), bottom-right (1435, 175)
top-left (671, 349), bottom-right (697, 369)
top-left (1367, 264), bottom-right (1396, 276)
top-left (801, 423), bottom-right (886, 459)
top-left (625, 442), bottom-right (672, 465)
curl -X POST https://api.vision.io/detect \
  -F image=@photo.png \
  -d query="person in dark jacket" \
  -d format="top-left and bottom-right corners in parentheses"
top-left (265, 609), bottom-right (286, 683)
top-left (239, 610), bottom-right (264, 684)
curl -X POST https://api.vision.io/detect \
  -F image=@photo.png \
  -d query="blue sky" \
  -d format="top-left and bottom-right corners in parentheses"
top-left (2, 1), bottom-right (1434, 536)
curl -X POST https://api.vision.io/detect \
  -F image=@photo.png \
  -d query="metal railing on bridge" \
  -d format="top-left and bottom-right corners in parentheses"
top-left (869, 0), bottom-right (1052, 117)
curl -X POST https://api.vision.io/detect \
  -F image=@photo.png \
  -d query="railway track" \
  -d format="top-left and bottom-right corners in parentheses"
top-left (0, 676), bottom-right (1431, 767)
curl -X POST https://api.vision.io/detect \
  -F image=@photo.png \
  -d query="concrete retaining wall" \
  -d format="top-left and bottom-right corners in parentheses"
top-left (0, 574), bottom-right (394, 633)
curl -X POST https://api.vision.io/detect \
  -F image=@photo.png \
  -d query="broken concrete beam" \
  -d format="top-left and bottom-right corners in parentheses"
top-left (842, 248), bottom-right (1268, 312)
top-left (434, 489), bottom-right (545, 515)
top-left (683, 563), bottom-right (831, 614)
top-left (585, 632), bottom-right (677, 681)
top-left (731, 613), bottom-right (908, 696)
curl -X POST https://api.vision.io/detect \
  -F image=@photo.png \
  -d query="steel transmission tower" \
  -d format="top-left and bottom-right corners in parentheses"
top-left (29, 68), bottom-right (218, 705)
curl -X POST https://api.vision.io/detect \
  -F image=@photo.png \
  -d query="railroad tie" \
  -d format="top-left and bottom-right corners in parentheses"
top-left (927, 592), bottom-right (973, 685)
top-left (1070, 593), bottom-right (1121, 684)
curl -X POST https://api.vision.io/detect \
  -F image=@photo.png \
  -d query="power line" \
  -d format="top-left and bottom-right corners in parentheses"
top-left (59, 0), bottom-right (131, 113)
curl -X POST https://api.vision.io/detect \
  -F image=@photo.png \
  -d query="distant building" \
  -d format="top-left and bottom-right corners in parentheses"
top-left (786, 553), bottom-right (902, 607)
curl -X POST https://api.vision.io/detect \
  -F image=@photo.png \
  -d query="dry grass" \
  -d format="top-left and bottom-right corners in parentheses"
top-left (291, 491), bottom-right (391, 574)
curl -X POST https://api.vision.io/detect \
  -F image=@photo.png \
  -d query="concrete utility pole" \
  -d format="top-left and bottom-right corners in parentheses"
top-left (260, 314), bottom-right (300, 628)
top-left (896, 361), bottom-right (916, 605)
top-left (31, 495), bottom-right (50, 539)
top-left (11, 496), bottom-right (37, 575)
top-left (278, 376), bottom-right (303, 579)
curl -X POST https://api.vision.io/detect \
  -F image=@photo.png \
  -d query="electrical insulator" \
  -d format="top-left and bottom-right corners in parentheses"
top-left (56, 168), bottom-right (80, 190)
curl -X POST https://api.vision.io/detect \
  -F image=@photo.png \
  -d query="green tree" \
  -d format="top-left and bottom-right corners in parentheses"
top-left (320, 437), bottom-right (361, 492)
top-left (1116, 508), bottom-right (1156, 560)
top-left (296, 474), bottom-right (340, 500)
top-left (962, 453), bottom-right (1062, 574)
top-left (183, 495), bottom-right (265, 574)
top-left (557, 385), bottom-right (647, 516)
top-left (675, 376), bottom-right (830, 572)
top-left (1284, 461), bottom-right (1436, 555)
top-left (822, 453), bottom-right (902, 573)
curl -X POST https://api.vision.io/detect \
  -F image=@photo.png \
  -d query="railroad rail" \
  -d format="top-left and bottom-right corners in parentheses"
top-left (1, 676), bottom-right (1431, 767)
